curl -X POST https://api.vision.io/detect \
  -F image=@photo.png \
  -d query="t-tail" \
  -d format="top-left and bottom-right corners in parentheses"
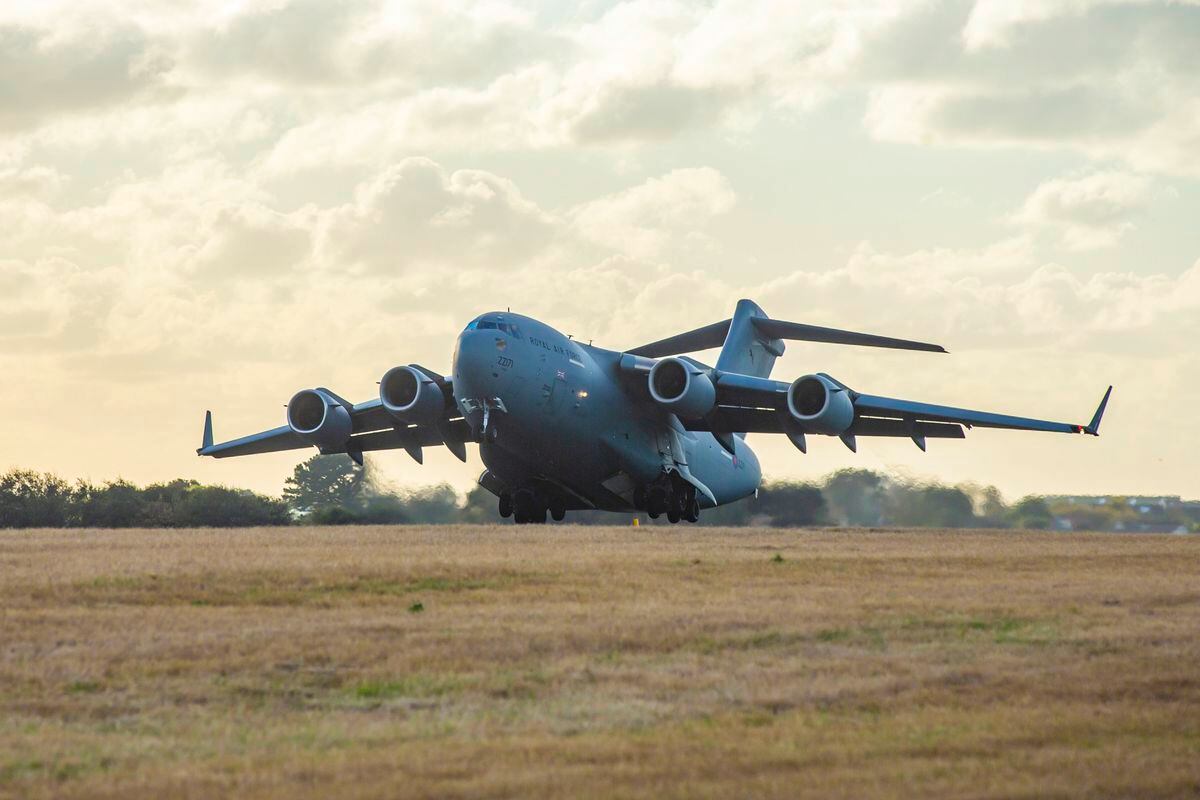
top-left (715, 299), bottom-right (784, 379)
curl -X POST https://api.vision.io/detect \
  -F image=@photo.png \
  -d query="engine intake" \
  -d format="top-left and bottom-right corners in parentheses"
top-left (786, 374), bottom-right (854, 435)
top-left (287, 388), bottom-right (353, 451)
top-left (380, 365), bottom-right (445, 426)
top-left (648, 357), bottom-right (716, 419)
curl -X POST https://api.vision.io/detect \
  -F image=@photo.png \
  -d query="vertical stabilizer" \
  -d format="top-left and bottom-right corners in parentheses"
top-left (715, 299), bottom-right (784, 379)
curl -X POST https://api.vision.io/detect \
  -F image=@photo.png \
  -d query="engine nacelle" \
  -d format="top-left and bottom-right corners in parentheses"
top-left (380, 365), bottom-right (445, 426)
top-left (286, 388), bottom-right (353, 451)
top-left (648, 357), bottom-right (716, 419)
top-left (787, 374), bottom-right (854, 435)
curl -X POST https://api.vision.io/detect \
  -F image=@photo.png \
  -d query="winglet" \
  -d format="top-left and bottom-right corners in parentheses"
top-left (198, 410), bottom-right (213, 455)
top-left (1083, 386), bottom-right (1112, 436)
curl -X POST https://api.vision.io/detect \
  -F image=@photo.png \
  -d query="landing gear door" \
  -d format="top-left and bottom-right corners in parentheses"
top-left (654, 427), bottom-right (676, 468)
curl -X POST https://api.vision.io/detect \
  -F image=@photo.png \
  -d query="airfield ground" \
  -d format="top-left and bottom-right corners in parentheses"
top-left (1, 526), bottom-right (1198, 799)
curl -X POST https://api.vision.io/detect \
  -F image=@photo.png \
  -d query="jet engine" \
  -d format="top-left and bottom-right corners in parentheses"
top-left (648, 357), bottom-right (716, 419)
top-left (380, 365), bottom-right (445, 426)
top-left (286, 388), bottom-right (353, 450)
top-left (787, 374), bottom-right (854, 435)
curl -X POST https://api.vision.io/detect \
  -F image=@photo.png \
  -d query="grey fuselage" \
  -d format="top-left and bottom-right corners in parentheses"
top-left (452, 312), bottom-right (761, 512)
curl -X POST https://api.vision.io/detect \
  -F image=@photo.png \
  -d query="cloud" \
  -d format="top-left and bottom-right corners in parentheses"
top-left (257, 65), bottom-right (562, 173)
top-left (2, 0), bottom-right (1198, 180)
top-left (569, 167), bottom-right (736, 260)
top-left (0, 166), bottom-right (66, 198)
top-left (0, 22), bottom-right (173, 132)
top-left (0, 257), bottom-right (119, 350)
top-left (318, 157), bottom-right (559, 273)
top-left (959, 0), bottom-right (1183, 51)
top-left (249, 0), bottom-right (918, 170)
top-left (860, 2), bottom-right (1200, 175)
top-left (1009, 170), bottom-right (1153, 250)
top-left (188, 204), bottom-right (315, 277)
top-left (0, 1), bottom-right (1195, 496)
top-left (188, 0), bottom-right (541, 88)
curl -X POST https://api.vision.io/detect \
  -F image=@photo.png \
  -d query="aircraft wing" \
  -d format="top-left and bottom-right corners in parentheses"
top-left (680, 372), bottom-right (1111, 443)
top-left (198, 374), bottom-right (471, 464)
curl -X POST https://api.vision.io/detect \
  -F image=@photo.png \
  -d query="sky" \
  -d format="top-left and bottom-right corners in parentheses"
top-left (3, 0), bottom-right (1198, 501)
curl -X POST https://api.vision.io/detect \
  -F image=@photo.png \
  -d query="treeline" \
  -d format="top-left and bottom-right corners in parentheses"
top-left (2, 458), bottom-right (1193, 531)
top-left (0, 458), bottom-right (1059, 530)
top-left (0, 471), bottom-right (288, 528)
top-left (279, 456), bottom-right (1062, 529)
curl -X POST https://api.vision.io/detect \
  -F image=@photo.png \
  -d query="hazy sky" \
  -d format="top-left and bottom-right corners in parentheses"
top-left (3, 0), bottom-right (1198, 500)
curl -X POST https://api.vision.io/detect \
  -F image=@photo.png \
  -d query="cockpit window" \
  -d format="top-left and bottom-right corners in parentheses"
top-left (466, 316), bottom-right (521, 338)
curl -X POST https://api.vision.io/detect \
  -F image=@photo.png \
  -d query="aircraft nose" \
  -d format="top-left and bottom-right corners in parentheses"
top-left (453, 329), bottom-right (497, 394)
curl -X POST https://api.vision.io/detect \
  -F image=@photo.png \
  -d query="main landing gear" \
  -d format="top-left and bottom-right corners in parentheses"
top-left (498, 490), bottom-right (565, 524)
top-left (633, 473), bottom-right (700, 524)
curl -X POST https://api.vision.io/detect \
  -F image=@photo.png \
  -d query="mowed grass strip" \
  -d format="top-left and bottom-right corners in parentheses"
top-left (0, 526), bottom-right (1198, 799)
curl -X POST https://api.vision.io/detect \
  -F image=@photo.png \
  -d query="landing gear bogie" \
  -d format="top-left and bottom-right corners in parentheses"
top-left (635, 473), bottom-right (700, 525)
top-left (506, 489), bottom-right (564, 524)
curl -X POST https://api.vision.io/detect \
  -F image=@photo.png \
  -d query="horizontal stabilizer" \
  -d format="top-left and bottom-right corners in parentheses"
top-left (751, 318), bottom-right (947, 354)
top-left (627, 319), bottom-right (731, 358)
top-left (626, 305), bottom-right (945, 359)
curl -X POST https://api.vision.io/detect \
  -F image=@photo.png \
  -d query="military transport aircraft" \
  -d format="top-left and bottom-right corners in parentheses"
top-left (198, 300), bottom-right (1111, 524)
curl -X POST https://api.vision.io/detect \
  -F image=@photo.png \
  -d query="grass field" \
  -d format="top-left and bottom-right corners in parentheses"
top-left (1, 525), bottom-right (1198, 799)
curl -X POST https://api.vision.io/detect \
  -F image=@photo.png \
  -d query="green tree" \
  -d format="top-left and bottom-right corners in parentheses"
top-left (886, 484), bottom-right (977, 528)
top-left (0, 470), bottom-right (73, 527)
top-left (962, 483), bottom-right (1009, 528)
top-left (174, 485), bottom-right (290, 527)
top-left (460, 485), bottom-right (500, 523)
top-left (750, 481), bottom-right (827, 527)
top-left (400, 484), bottom-right (460, 524)
top-left (824, 469), bottom-right (886, 526)
top-left (1008, 496), bottom-right (1055, 530)
top-left (74, 480), bottom-right (147, 527)
top-left (282, 455), bottom-right (365, 515)
top-left (4, 471), bottom-right (60, 527)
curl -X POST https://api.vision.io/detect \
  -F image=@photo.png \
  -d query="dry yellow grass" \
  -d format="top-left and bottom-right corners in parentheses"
top-left (1, 525), bottom-right (1198, 799)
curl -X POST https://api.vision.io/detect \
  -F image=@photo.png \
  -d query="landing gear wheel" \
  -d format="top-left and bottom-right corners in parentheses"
top-left (513, 491), bottom-right (534, 525)
top-left (667, 508), bottom-right (680, 524)
top-left (549, 500), bottom-right (566, 522)
top-left (671, 490), bottom-right (688, 519)
top-left (685, 497), bottom-right (700, 523)
top-left (533, 503), bottom-right (548, 524)
top-left (647, 488), bottom-right (668, 517)
top-left (498, 493), bottom-right (513, 519)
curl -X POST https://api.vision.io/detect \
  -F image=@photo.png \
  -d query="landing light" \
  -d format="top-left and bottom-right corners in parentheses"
top-left (577, 390), bottom-right (588, 398)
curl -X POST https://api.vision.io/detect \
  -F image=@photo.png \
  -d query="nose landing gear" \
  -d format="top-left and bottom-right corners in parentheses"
top-left (462, 398), bottom-right (507, 443)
